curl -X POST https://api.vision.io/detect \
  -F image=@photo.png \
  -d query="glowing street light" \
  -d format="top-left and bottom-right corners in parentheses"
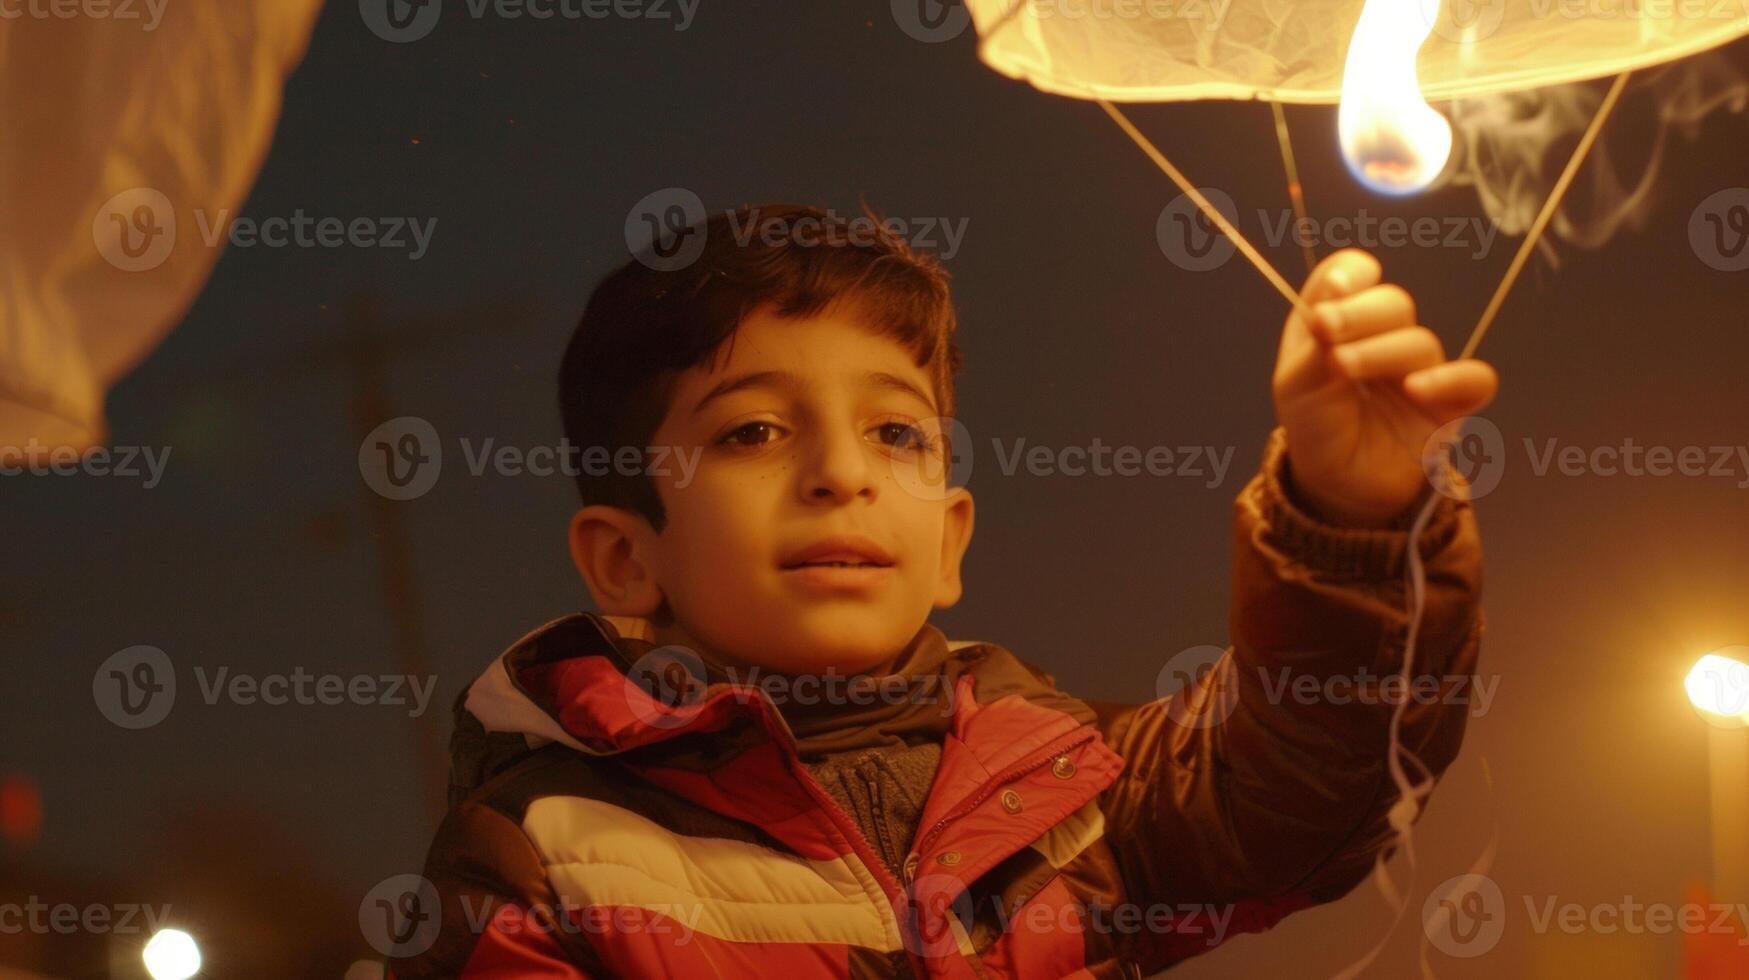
top-left (1688, 649), bottom-right (1749, 907)
top-left (1687, 653), bottom-right (1749, 724)
top-left (142, 928), bottom-right (202, 980)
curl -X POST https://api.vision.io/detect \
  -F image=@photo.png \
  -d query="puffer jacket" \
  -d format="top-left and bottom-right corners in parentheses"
top-left (388, 428), bottom-right (1484, 978)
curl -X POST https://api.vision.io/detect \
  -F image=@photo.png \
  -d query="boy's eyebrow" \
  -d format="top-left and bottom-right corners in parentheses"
top-left (690, 370), bottom-right (938, 418)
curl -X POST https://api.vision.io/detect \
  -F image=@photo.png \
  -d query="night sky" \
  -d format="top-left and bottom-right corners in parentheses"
top-left (5, 3), bottom-right (1749, 976)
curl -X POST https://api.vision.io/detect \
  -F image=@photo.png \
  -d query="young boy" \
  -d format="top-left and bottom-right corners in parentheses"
top-left (389, 204), bottom-right (1496, 978)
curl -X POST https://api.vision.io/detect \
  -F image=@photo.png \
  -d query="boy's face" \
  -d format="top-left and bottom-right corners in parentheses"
top-left (572, 303), bottom-right (975, 677)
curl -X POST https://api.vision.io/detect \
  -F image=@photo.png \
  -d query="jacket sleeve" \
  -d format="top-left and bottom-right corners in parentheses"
top-left (388, 800), bottom-right (603, 979)
top-left (1090, 426), bottom-right (1484, 958)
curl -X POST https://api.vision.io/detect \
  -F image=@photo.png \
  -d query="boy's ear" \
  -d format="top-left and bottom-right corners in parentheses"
top-left (568, 505), bottom-right (665, 617)
top-left (931, 486), bottom-right (976, 609)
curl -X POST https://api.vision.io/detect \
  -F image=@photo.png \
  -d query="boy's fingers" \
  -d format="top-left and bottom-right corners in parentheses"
top-left (1299, 248), bottom-right (1382, 308)
top-left (1328, 326), bottom-right (1445, 381)
top-left (1402, 360), bottom-right (1500, 423)
top-left (1308, 283), bottom-right (1416, 344)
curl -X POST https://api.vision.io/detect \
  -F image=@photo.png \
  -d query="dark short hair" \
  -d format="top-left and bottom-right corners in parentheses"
top-left (558, 203), bottom-right (963, 533)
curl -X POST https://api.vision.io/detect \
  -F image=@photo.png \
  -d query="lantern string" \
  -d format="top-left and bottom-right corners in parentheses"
top-left (1268, 99), bottom-right (1319, 278)
top-left (1097, 100), bottom-right (1314, 324)
top-left (1463, 70), bottom-right (1632, 358)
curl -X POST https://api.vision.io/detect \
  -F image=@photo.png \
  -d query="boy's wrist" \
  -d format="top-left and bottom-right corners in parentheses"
top-left (1249, 428), bottom-right (1463, 582)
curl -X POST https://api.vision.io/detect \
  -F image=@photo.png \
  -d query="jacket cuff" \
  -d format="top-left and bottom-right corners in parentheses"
top-left (1248, 427), bottom-right (1466, 582)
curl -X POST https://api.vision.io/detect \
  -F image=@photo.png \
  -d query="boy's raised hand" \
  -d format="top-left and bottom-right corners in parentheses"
top-left (1273, 248), bottom-right (1500, 528)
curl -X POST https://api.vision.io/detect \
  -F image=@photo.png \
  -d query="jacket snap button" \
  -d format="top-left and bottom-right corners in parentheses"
top-left (1052, 755), bottom-right (1076, 779)
top-left (1001, 789), bottom-right (1023, 813)
top-left (936, 850), bottom-right (962, 866)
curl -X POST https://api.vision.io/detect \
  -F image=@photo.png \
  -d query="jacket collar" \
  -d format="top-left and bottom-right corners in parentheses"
top-left (463, 612), bottom-right (969, 760)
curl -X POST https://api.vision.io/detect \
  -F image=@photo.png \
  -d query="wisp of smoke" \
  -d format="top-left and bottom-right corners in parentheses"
top-left (1437, 52), bottom-right (1748, 267)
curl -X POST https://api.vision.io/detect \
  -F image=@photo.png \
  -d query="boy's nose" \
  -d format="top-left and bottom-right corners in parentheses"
top-left (800, 430), bottom-right (878, 503)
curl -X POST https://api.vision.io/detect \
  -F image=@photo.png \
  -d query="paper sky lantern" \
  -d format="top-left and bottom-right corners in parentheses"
top-left (0, 0), bottom-right (321, 452)
top-left (968, 0), bottom-right (1749, 196)
top-left (967, 0), bottom-right (1749, 103)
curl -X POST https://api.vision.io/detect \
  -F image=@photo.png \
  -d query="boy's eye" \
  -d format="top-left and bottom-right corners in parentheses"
top-left (875, 421), bottom-right (937, 455)
top-left (720, 421), bottom-right (781, 447)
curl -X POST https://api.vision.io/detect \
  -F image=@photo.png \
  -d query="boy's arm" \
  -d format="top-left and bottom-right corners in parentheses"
top-left (1091, 426), bottom-right (1482, 950)
top-left (388, 800), bottom-right (604, 979)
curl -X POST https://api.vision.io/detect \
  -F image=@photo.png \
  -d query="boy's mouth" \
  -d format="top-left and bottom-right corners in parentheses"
top-left (780, 536), bottom-right (896, 570)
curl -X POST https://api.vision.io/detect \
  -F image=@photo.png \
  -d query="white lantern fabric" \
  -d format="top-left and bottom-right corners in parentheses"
top-left (0, 0), bottom-right (322, 452)
top-left (966, 0), bottom-right (1749, 103)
